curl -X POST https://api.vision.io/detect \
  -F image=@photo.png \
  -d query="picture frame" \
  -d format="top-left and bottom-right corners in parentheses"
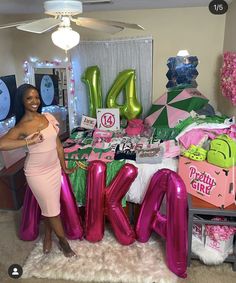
top-left (0, 75), bottom-right (17, 121)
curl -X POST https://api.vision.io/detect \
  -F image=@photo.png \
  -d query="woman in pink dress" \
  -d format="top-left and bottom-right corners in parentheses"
top-left (0, 84), bottom-right (76, 257)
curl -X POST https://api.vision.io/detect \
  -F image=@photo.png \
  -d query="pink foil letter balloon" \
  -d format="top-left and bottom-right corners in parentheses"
top-left (85, 161), bottom-right (138, 245)
top-left (85, 161), bottom-right (106, 242)
top-left (19, 185), bottom-right (41, 241)
top-left (135, 169), bottom-right (188, 278)
top-left (60, 171), bottom-right (83, 240)
top-left (19, 171), bottom-right (83, 241)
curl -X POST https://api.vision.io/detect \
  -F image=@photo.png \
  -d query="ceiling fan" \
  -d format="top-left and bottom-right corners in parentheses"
top-left (0, 0), bottom-right (144, 35)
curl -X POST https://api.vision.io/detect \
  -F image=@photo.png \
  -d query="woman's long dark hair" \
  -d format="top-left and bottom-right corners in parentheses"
top-left (14, 84), bottom-right (42, 124)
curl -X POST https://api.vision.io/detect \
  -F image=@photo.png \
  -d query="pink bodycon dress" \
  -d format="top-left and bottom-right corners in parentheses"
top-left (24, 113), bottom-right (61, 217)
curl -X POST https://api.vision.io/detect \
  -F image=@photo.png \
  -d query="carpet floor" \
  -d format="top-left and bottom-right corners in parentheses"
top-left (0, 210), bottom-right (235, 283)
top-left (22, 229), bottom-right (177, 283)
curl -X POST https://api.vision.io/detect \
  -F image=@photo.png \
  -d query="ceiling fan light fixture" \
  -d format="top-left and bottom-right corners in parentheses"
top-left (51, 26), bottom-right (80, 51)
top-left (44, 0), bottom-right (83, 16)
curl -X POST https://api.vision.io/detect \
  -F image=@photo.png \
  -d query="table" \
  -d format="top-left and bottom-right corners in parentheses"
top-left (0, 157), bottom-right (27, 210)
top-left (187, 194), bottom-right (236, 271)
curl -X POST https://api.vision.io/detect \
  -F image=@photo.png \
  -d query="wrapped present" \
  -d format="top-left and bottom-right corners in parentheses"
top-left (192, 216), bottom-right (205, 242)
top-left (192, 217), bottom-right (236, 265)
top-left (205, 217), bottom-right (236, 255)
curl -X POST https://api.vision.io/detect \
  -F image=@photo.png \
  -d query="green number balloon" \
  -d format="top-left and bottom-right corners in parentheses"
top-left (106, 69), bottom-right (142, 120)
top-left (81, 66), bottom-right (103, 118)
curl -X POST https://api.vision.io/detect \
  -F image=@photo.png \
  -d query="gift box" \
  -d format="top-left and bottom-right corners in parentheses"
top-left (192, 216), bottom-right (205, 242)
top-left (205, 232), bottom-right (234, 255)
top-left (178, 156), bottom-right (235, 208)
top-left (205, 217), bottom-right (236, 255)
top-left (192, 216), bottom-right (236, 264)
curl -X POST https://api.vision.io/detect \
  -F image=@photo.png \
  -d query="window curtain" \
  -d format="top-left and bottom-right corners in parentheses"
top-left (71, 37), bottom-right (153, 125)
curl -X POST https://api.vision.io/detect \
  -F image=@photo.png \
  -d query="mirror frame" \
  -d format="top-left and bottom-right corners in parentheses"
top-left (24, 60), bottom-right (75, 132)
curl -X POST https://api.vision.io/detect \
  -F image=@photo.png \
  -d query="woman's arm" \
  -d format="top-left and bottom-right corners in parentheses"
top-left (0, 126), bottom-right (43, 151)
top-left (56, 136), bottom-right (77, 174)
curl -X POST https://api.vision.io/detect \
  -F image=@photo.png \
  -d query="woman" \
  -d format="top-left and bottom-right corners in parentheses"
top-left (0, 84), bottom-right (76, 257)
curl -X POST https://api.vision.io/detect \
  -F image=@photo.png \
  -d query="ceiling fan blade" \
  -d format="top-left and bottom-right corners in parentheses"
top-left (77, 17), bottom-right (144, 31)
top-left (0, 20), bottom-right (36, 30)
top-left (17, 18), bottom-right (61, 34)
top-left (74, 17), bottom-right (123, 34)
top-left (82, 0), bottom-right (112, 3)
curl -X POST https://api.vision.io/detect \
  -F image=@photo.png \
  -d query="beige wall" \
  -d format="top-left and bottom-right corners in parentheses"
top-left (220, 0), bottom-right (236, 117)
top-left (0, 17), bottom-right (17, 76)
top-left (81, 7), bottom-right (226, 109)
top-left (0, 7), bottom-right (226, 112)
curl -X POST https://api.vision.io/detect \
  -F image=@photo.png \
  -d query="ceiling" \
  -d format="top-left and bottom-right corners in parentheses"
top-left (0, 0), bottom-right (233, 15)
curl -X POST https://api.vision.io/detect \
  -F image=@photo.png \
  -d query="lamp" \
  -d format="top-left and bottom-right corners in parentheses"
top-left (51, 26), bottom-right (80, 51)
top-left (51, 17), bottom-right (80, 51)
top-left (177, 50), bottom-right (190, 57)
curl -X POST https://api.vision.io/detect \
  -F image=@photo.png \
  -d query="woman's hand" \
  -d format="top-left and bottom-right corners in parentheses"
top-left (63, 166), bottom-right (78, 175)
top-left (28, 132), bottom-right (44, 145)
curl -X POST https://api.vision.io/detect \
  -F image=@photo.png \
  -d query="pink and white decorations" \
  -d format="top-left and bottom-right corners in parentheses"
top-left (220, 51), bottom-right (236, 106)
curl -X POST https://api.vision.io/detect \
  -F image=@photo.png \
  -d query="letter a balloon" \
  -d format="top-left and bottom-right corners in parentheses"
top-left (136, 169), bottom-right (188, 278)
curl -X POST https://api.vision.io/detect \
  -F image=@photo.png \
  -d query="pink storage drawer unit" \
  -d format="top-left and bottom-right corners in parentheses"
top-left (178, 156), bottom-right (235, 208)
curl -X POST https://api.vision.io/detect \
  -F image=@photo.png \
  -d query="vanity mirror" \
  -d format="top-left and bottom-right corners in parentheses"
top-left (24, 60), bottom-right (76, 134)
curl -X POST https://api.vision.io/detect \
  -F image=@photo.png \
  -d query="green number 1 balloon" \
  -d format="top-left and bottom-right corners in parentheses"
top-left (81, 66), bottom-right (103, 118)
top-left (106, 69), bottom-right (142, 120)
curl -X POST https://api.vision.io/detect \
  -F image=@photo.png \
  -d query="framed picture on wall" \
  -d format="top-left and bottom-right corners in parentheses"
top-left (0, 75), bottom-right (17, 122)
top-left (35, 74), bottom-right (59, 106)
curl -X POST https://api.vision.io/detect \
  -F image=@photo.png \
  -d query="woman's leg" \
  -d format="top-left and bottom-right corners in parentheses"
top-left (43, 218), bottom-right (52, 254)
top-left (46, 215), bottom-right (76, 257)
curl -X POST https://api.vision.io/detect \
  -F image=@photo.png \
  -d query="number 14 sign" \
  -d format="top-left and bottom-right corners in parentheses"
top-left (96, 108), bottom-right (120, 131)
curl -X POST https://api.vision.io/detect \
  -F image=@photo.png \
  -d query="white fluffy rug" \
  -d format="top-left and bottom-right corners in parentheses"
top-left (22, 229), bottom-right (178, 283)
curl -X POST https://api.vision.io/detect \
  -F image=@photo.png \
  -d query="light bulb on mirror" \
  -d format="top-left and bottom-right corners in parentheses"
top-left (177, 50), bottom-right (189, 57)
top-left (177, 50), bottom-right (190, 64)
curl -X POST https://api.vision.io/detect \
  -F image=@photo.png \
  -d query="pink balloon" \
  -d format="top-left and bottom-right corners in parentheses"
top-left (60, 171), bottom-right (84, 240)
top-left (85, 161), bottom-right (137, 245)
top-left (19, 186), bottom-right (41, 241)
top-left (135, 169), bottom-right (188, 278)
top-left (20, 171), bottom-right (84, 241)
top-left (105, 163), bottom-right (138, 245)
top-left (85, 161), bottom-right (106, 242)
